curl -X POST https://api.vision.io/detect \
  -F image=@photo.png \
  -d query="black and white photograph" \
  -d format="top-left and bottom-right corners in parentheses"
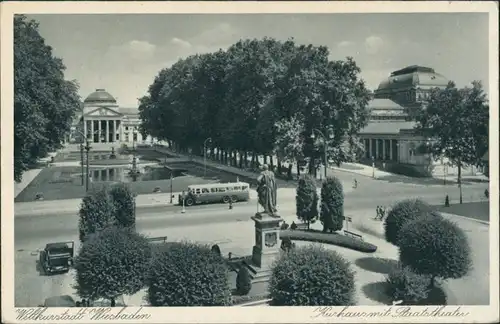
top-left (1, 1), bottom-right (498, 323)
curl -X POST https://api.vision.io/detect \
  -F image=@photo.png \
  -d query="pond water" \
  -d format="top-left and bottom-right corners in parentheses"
top-left (56, 151), bottom-right (158, 162)
top-left (89, 165), bottom-right (188, 183)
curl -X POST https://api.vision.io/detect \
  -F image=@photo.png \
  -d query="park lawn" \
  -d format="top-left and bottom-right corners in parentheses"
top-left (15, 166), bottom-right (217, 202)
top-left (437, 201), bottom-right (489, 222)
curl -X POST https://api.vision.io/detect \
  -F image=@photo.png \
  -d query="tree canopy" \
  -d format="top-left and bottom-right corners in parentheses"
top-left (14, 15), bottom-right (80, 182)
top-left (139, 38), bottom-right (371, 172)
top-left (415, 81), bottom-right (489, 172)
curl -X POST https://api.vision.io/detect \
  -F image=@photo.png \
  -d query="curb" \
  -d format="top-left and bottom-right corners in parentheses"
top-left (236, 298), bottom-right (272, 307)
top-left (441, 212), bottom-right (490, 225)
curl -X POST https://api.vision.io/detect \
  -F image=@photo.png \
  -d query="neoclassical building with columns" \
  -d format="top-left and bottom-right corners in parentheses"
top-left (70, 89), bottom-right (150, 146)
top-left (359, 65), bottom-right (450, 175)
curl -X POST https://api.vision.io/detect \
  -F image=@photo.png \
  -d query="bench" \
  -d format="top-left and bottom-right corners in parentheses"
top-left (344, 230), bottom-right (363, 241)
top-left (147, 236), bottom-right (168, 243)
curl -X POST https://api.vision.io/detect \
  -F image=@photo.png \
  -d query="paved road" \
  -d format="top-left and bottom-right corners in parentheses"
top-left (13, 169), bottom-right (489, 307)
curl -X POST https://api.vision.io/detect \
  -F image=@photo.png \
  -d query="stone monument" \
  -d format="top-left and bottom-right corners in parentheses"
top-left (245, 164), bottom-right (283, 282)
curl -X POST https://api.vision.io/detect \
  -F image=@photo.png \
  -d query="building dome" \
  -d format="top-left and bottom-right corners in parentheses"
top-left (376, 66), bottom-right (448, 92)
top-left (83, 89), bottom-right (117, 104)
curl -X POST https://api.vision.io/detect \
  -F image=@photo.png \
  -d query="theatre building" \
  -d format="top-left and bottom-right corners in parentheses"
top-left (70, 89), bottom-right (150, 147)
top-left (359, 65), bottom-right (452, 176)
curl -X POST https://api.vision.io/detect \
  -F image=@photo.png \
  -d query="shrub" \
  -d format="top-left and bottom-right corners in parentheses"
top-left (236, 267), bottom-right (252, 295)
top-left (296, 174), bottom-right (318, 228)
top-left (211, 244), bottom-right (221, 256)
top-left (74, 227), bottom-right (152, 304)
top-left (78, 186), bottom-right (116, 242)
top-left (280, 237), bottom-right (294, 251)
top-left (386, 265), bottom-right (431, 305)
top-left (147, 242), bottom-right (231, 306)
top-left (280, 229), bottom-right (377, 253)
top-left (384, 199), bottom-right (439, 246)
top-left (320, 176), bottom-right (344, 233)
top-left (398, 216), bottom-right (472, 283)
top-left (270, 245), bottom-right (355, 306)
top-left (108, 183), bottom-right (136, 229)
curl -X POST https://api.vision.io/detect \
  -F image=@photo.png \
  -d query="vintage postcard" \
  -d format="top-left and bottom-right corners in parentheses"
top-left (1, 1), bottom-right (498, 323)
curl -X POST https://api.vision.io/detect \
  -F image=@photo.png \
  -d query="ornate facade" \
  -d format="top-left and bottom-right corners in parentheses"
top-left (70, 89), bottom-right (148, 146)
top-left (359, 65), bottom-right (449, 173)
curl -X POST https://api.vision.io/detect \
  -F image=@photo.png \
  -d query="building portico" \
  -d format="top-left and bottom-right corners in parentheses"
top-left (70, 89), bottom-right (148, 146)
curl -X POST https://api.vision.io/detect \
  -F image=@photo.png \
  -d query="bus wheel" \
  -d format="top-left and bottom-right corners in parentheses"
top-left (222, 196), bottom-right (230, 203)
top-left (230, 195), bottom-right (237, 202)
top-left (185, 198), bottom-right (194, 206)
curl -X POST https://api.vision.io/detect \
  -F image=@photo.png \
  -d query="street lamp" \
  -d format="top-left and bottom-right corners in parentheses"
top-left (311, 129), bottom-right (329, 180)
top-left (75, 129), bottom-right (99, 191)
top-left (203, 137), bottom-right (212, 178)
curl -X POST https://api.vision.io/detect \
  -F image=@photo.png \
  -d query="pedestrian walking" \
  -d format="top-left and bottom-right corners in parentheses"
top-left (375, 206), bottom-right (381, 220)
top-left (353, 178), bottom-right (358, 189)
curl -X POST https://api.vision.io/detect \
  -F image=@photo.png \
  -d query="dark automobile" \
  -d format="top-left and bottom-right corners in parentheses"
top-left (39, 241), bottom-right (74, 275)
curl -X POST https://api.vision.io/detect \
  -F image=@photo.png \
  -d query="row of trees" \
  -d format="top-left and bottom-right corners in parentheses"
top-left (296, 174), bottom-right (344, 232)
top-left (14, 15), bottom-right (81, 182)
top-left (139, 38), bottom-right (372, 176)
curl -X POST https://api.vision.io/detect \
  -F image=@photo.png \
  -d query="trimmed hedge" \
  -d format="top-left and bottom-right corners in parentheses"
top-left (398, 216), bottom-right (472, 282)
top-left (269, 245), bottom-right (355, 306)
top-left (147, 242), bottom-right (231, 306)
top-left (296, 174), bottom-right (318, 226)
top-left (280, 229), bottom-right (377, 253)
top-left (386, 265), bottom-right (431, 305)
top-left (320, 176), bottom-right (344, 232)
top-left (384, 199), bottom-right (440, 246)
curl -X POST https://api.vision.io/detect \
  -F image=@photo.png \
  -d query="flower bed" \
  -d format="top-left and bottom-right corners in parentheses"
top-left (280, 229), bottom-right (377, 253)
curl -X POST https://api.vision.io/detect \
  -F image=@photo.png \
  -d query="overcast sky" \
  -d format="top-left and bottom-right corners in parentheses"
top-left (28, 13), bottom-right (489, 107)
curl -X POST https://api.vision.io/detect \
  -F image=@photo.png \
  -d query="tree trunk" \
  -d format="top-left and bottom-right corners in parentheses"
top-left (244, 151), bottom-right (248, 168)
top-left (239, 151), bottom-right (243, 169)
top-left (458, 162), bottom-right (463, 204)
top-left (277, 158), bottom-right (282, 175)
top-left (263, 155), bottom-right (268, 165)
top-left (110, 298), bottom-right (116, 307)
top-left (270, 155), bottom-right (274, 170)
top-left (251, 152), bottom-right (256, 168)
top-left (296, 163), bottom-right (301, 178)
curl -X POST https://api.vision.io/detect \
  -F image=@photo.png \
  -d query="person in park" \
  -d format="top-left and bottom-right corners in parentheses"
top-left (257, 164), bottom-right (278, 216)
top-left (353, 178), bottom-right (358, 189)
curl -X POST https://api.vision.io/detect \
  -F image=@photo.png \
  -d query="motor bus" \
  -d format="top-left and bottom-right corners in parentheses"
top-left (178, 182), bottom-right (251, 207)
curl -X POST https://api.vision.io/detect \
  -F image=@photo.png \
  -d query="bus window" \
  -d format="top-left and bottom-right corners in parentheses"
top-left (234, 186), bottom-right (241, 191)
top-left (226, 187), bottom-right (232, 191)
top-left (195, 188), bottom-right (201, 194)
top-left (218, 188), bottom-right (226, 192)
top-left (210, 188), bottom-right (217, 193)
top-left (241, 186), bottom-right (248, 191)
top-left (202, 188), bottom-right (209, 194)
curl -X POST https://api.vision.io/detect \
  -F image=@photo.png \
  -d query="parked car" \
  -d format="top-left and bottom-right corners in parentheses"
top-left (39, 241), bottom-right (74, 275)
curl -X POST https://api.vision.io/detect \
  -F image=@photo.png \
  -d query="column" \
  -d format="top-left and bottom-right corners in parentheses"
top-left (112, 120), bottom-right (116, 143)
top-left (376, 139), bottom-right (380, 160)
top-left (371, 139), bottom-right (376, 159)
top-left (83, 119), bottom-right (87, 141)
top-left (389, 139), bottom-right (393, 161)
top-left (98, 120), bottom-right (102, 143)
top-left (365, 139), bottom-right (370, 159)
top-left (91, 120), bottom-right (95, 143)
top-left (382, 139), bottom-right (386, 160)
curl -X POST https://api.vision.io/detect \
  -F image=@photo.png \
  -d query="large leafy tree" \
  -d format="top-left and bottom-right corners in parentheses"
top-left (139, 38), bottom-right (371, 172)
top-left (415, 81), bottom-right (489, 203)
top-left (14, 15), bottom-right (80, 182)
top-left (74, 227), bottom-right (152, 305)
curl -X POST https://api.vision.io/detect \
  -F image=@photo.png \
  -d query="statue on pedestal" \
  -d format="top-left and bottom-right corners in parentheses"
top-left (256, 164), bottom-right (278, 216)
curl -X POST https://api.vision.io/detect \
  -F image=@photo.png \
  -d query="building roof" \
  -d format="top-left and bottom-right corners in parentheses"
top-left (376, 65), bottom-right (448, 92)
top-left (83, 89), bottom-right (117, 104)
top-left (360, 121), bottom-right (417, 135)
top-left (120, 107), bottom-right (139, 115)
top-left (368, 98), bottom-right (404, 110)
